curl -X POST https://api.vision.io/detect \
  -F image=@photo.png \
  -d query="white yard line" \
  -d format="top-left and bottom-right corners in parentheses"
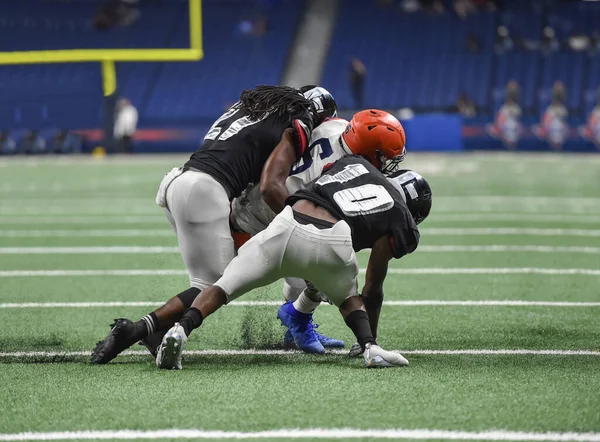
top-left (424, 228), bottom-right (600, 237)
top-left (424, 213), bottom-right (600, 223)
top-left (2, 245), bottom-right (600, 255)
top-left (2, 228), bottom-right (600, 238)
top-left (0, 216), bottom-right (167, 225)
top-left (0, 247), bottom-right (180, 254)
top-left (2, 268), bottom-right (600, 277)
top-left (0, 349), bottom-right (598, 359)
top-left (1, 428), bottom-right (600, 441)
top-left (1, 300), bottom-right (598, 309)
top-left (0, 230), bottom-right (173, 237)
top-left (0, 213), bottom-right (599, 224)
top-left (418, 245), bottom-right (600, 253)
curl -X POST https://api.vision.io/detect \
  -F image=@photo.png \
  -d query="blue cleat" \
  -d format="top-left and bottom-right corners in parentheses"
top-left (284, 324), bottom-right (345, 349)
top-left (277, 302), bottom-right (325, 354)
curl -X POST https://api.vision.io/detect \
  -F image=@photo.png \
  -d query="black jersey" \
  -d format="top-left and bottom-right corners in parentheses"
top-left (185, 102), bottom-right (313, 200)
top-left (286, 155), bottom-right (419, 258)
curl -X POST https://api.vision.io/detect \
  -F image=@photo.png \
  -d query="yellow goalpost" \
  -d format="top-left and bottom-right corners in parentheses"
top-left (0, 0), bottom-right (203, 97)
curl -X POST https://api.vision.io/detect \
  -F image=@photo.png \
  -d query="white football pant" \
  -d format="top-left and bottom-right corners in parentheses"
top-left (164, 170), bottom-right (235, 289)
top-left (216, 206), bottom-right (359, 307)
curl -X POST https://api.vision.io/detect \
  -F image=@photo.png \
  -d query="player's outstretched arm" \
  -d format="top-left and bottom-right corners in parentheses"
top-left (260, 128), bottom-right (300, 213)
top-left (361, 235), bottom-right (393, 339)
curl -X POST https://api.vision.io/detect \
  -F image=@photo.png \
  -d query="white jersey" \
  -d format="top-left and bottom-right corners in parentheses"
top-left (231, 118), bottom-right (351, 235)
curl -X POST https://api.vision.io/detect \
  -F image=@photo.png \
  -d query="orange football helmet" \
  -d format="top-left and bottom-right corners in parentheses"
top-left (341, 109), bottom-right (406, 174)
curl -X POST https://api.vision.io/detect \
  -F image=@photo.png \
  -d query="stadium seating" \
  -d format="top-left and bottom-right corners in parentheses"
top-left (0, 0), bottom-right (303, 128)
top-left (0, 0), bottom-right (599, 132)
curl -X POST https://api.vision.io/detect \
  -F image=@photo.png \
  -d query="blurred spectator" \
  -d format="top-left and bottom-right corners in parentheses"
top-left (488, 96), bottom-right (523, 150)
top-left (22, 130), bottom-right (46, 155)
top-left (454, 0), bottom-right (475, 20)
top-left (494, 26), bottom-right (513, 53)
top-left (541, 26), bottom-right (559, 53)
top-left (535, 92), bottom-right (569, 151)
top-left (455, 92), bottom-right (476, 117)
top-left (552, 80), bottom-right (566, 105)
top-left (505, 79), bottom-right (520, 104)
top-left (568, 31), bottom-right (590, 52)
top-left (472, 0), bottom-right (498, 10)
top-left (94, 0), bottom-right (139, 31)
top-left (581, 88), bottom-right (600, 149)
top-left (400, 0), bottom-right (421, 13)
top-left (420, 0), bottom-right (445, 14)
top-left (466, 32), bottom-right (482, 52)
top-left (349, 58), bottom-right (367, 109)
top-left (114, 98), bottom-right (138, 153)
top-left (0, 130), bottom-right (17, 155)
top-left (237, 16), bottom-right (269, 37)
top-left (52, 130), bottom-right (82, 154)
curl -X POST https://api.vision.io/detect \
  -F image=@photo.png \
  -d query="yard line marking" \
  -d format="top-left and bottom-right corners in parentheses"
top-left (1, 213), bottom-right (591, 224)
top-left (2, 245), bottom-right (600, 255)
top-left (2, 268), bottom-right (600, 277)
top-left (0, 349), bottom-right (598, 359)
top-left (1, 300), bottom-right (599, 309)
top-left (1, 429), bottom-right (600, 442)
top-left (0, 230), bottom-right (173, 237)
top-left (0, 216), bottom-right (167, 225)
top-left (3, 228), bottom-right (600, 238)
top-left (418, 245), bottom-right (600, 253)
top-left (424, 228), bottom-right (600, 237)
top-left (427, 213), bottom-right (600, 223)
top-left (0, 247), bottom-right (180, 254)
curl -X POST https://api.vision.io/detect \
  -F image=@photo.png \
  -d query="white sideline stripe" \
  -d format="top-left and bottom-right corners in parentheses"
top-left (424, 228), bottom-right (600, 237)
top-left (2, 227), bottom-right (600, 237)
top-left (2, 268), bottom-right (600, 277)
top-left (2, 245), bottom-right (600, 255)
top-left (0, 247), bottom-right (180, 254)
top-left (1, 300), bottom-right (599, 308)
top-left (0, 230), bottom-right (173, 237)
top-left (0, 214), bottom-right (599, 224)
top-left (0, 216), bottom-right (166, 225)
top-left (1, 429), bottom-right (600, 442)
top-left (418, 245), bottom-right (600, 253)
top-left (427, 213), bottom-right (600, 223)
top-left (0, 349), bottom-right (598, 358)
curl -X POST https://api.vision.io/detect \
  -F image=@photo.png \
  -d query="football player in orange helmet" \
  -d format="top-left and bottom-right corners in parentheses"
top-left (341, 109), bottom-right (407, 175)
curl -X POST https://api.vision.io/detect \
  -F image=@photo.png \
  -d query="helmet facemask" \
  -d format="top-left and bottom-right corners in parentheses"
top-left (377, 149), bottom-right (406, 176)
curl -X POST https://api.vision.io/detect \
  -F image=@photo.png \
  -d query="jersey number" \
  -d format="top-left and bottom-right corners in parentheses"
top-left (290, 137), bottom-right (334, 175)
top-left (333, 184), bottom-right (394, 217)
top-left (204, 104), bottom-right (267, 142)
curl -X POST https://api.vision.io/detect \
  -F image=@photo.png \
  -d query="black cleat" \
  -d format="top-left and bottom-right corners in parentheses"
top-left (91, 318), bottom-right (141, 364)
top-left (139, 331), bottom-right (166, 358)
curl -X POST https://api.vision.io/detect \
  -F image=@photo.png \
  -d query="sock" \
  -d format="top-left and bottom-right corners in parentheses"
top-left (292, 289), bottom-right (321, 314)
top-left (133, 312), bottom-right (159, 340)
top-left (179, 307), bottom-right (204, 336)
top-left (176, 287), bottom-right (201, 309)
top-left (344, 310), bottom-right (376, 350)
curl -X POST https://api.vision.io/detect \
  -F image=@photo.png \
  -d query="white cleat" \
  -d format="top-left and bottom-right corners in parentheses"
top-left (156, 323), bottom-right (188, 370)
top-left (348, 341), bottom-right (364, 358)
top-left (363, 343), bottom-right (409, 368)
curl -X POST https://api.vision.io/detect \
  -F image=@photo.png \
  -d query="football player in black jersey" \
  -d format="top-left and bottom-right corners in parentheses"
top-left (91, 85), bottom-right (337, 365)
top-left (155, 155), bottom-right (432, 369)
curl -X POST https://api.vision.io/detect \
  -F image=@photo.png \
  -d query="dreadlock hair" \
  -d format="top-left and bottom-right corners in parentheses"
top-left (239, 85), bottom-right (318, 122)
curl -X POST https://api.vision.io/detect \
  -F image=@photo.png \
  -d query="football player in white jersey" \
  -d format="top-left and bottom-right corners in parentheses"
top-left (230, 109), bottom-right (407, 353)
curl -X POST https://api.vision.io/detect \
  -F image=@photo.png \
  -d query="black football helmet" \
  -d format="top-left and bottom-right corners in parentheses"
top-left (300, 85), bottom-right (337, 124)
top-left (387, 169), bottom-right (432, 225)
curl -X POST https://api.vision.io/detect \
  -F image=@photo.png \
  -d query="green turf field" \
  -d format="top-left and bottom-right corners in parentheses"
top-left (0, 153), bottom-right (599, 441)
